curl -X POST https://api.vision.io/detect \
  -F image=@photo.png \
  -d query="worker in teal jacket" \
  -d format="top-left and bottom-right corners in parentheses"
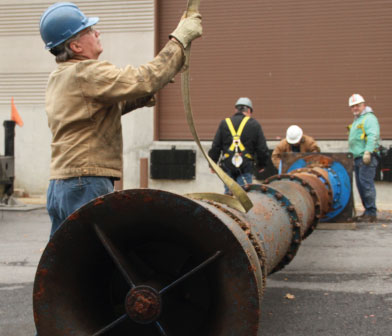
top-left (348, 94), bottom-right (380, 222)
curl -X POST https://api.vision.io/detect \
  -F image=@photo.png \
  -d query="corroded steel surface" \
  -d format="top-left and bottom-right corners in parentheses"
top-left (294, 171), bottom-right (332, 216)
top-left (34, 189), bottom-right (263, 336)
top-left (125, 286), bottom-right (162, 324)
top-left (199, 199), bottom-right (267, 295)
top-left (33, 154), bottom-right (352, 335)
top-left (281, 152), bottom-right (353, 173)
top-left (246, 185), bottom-right (301, 274)
top-left (264, 179), bottom-right (314, 237)
top-left (264, 174), bottom-right (321, 237)
top-left (280, 152), bottom-right (354, 223)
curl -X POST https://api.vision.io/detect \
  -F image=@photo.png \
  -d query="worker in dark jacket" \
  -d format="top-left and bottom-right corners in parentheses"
top-left (208, 97), bottom-right (269, 194)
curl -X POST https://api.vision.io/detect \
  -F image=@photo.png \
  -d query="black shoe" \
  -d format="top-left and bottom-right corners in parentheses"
top-left (356, 214), bottom-right (377, 223)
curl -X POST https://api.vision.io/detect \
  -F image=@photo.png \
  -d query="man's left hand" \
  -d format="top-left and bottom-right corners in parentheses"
top-left (170, 12), bottom-right (202, 49)
top-left (363, 151), bottom-right (371, 165)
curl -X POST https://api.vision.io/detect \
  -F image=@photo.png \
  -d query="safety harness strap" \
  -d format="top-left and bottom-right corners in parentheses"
top-left (237, 116), bottom-right (250, 136)
top-left (226, 116), bottom-right (249, 152)
top-left (358, 115), bottom-right (369, 140)
top-left (348, 114), bottom-right (369, 140)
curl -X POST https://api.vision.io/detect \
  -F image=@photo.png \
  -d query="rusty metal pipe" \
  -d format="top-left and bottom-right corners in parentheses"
top-left (34, 157), bottom-right (347, 336)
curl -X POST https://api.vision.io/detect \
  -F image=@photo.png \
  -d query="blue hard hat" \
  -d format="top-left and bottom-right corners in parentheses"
top-left (40, 2), bottom-right (99, 49)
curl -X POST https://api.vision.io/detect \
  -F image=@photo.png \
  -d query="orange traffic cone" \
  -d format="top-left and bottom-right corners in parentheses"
top-left (11, 97), bottom-right (24, 127)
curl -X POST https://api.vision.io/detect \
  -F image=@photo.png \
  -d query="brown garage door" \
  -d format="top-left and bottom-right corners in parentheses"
top-left (156, 0), bottom-right (392, 140)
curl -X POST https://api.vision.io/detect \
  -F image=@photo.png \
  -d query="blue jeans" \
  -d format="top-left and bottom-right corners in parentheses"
top-left (354, 155), bottom-right (378, 216)
top-left (223, 172), bottom-right (253, 195)
top-left (46, 176), bottom-right (114, 238)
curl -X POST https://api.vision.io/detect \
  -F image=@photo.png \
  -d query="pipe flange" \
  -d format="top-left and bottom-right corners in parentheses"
top-left (264, 174), bottom-right (321, 238)
top-left (205, 199), bottom-right (268, 294)
top-left (291, 168), bottom-right (333, 211)
top-left (248, 184), bottom-right (302, 273)
top-left (326, 167), bottom-right (341, 208)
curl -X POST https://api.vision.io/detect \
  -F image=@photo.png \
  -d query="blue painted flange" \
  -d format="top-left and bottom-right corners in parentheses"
top-left (287, 159), bottom-right (351, 221)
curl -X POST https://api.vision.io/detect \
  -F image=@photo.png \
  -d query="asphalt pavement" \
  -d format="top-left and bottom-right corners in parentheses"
top-left (0, 206), bottom-right (391, 336)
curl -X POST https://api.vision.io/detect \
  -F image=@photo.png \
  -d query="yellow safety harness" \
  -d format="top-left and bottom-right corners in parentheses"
top-left (348, 115), bottom-right (368, 140)
top-left (224, 117), bottom-right (253, 163)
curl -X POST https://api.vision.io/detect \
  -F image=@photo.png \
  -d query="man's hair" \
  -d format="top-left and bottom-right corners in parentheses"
top-left (237, 105), bottom-right (252, 113)
top-left (49, 34), bottom-right (80, 62)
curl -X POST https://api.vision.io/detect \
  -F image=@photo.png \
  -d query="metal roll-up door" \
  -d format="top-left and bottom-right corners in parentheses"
top-left (156, 0), bottom-right (392, 140)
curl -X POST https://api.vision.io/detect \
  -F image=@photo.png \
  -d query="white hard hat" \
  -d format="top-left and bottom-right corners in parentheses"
top-left (348, 94), bottom-right (365, 107)
top-left (286, 125), bottom-right (303, 144)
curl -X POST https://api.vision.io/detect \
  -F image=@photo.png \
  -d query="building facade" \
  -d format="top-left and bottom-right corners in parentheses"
top-left (0, 0), bottom-right (391, 202)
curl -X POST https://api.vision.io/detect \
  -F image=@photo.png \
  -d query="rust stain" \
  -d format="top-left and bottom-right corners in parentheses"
top-left (93, 197), bottom-right (105, 206)
top-left (47, 242), bottom-right (55, 251)
top-left (263, 210), bottom-right (273, 221)
top-left (34, 282), bottom-right (45, 300)
top-left (142, 194), bottom-right (155, 202)
top-left (68, 212), bottom-right (80, 221)
top-left (275, 247), bottom-right (280, 256)
top-left (33, 268), bottom-right (49, 300)
top-left (37, 268), bottom-right (48, 277)
top-left (33, 311), bottom-right (39, 324)
top-left (133, 296), bottom-right (154, 315)
top-left (248, 264), bottom-right (257, 273)
top-left (252, 203), bottom-right (267, 215)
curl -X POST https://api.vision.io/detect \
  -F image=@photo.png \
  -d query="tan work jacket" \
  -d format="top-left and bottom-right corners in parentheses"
top-left (46, 40), bottom-right (184, 180)
top-left (271, 134), bottom-right (320, 168)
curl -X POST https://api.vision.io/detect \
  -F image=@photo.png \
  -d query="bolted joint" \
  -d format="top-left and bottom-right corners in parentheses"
top-left (275, 192), bottom-right (283, 200)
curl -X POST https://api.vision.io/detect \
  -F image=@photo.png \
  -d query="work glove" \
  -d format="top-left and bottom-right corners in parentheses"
top-left (363, 151), bottom-right (371, 165)
top-left (170, 12), bottom-right (202, 49)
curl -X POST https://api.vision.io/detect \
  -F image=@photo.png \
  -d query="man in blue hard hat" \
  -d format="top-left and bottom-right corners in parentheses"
top-left (39, 2), bottom-right (202, 238)
top-left (208, 97), bottom-right (270, 194)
